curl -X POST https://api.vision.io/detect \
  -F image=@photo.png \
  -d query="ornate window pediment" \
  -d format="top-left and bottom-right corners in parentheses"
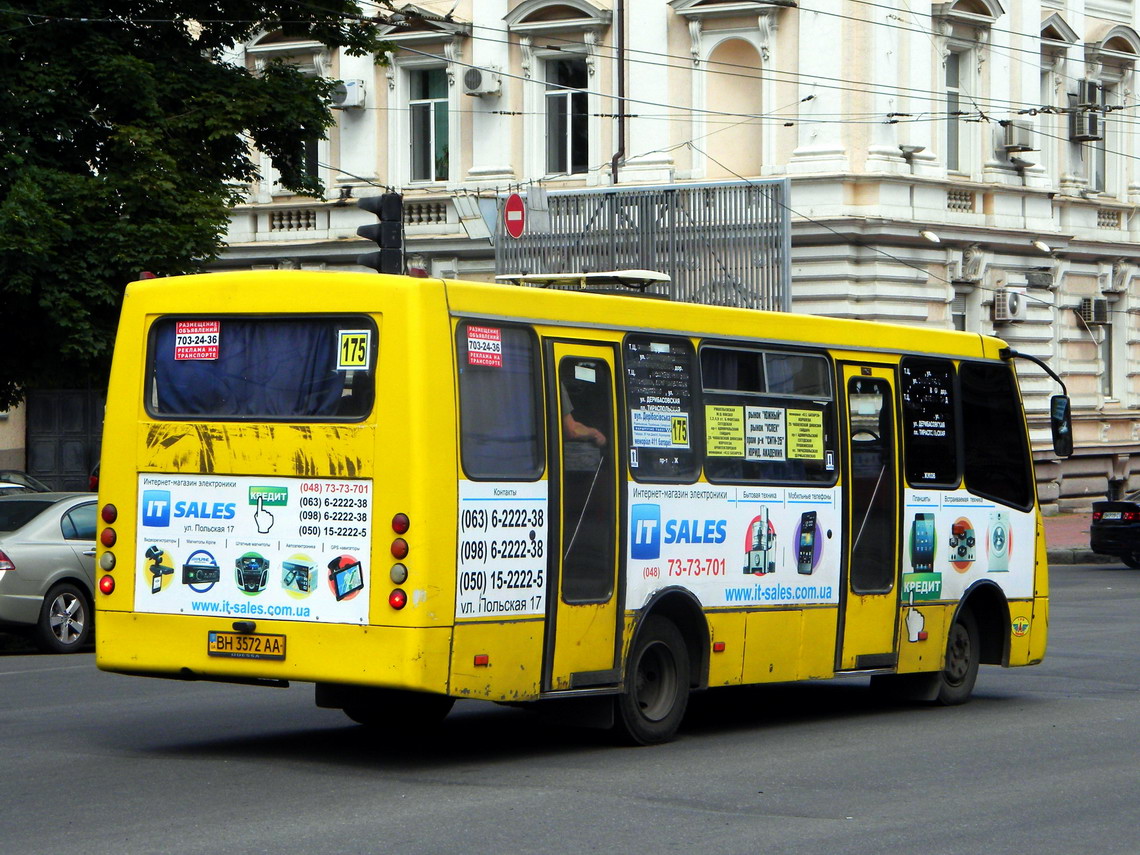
top-left (669, 0), bottom-right (793, 21)
top-left (932, 0), bottom-right (1004, 28)
top-left (379, 3), bottom-right (471, 44)
top-left (504, 1), bottom-right (612, 37)
top-left (1041, 13), bottom-right (1078, 52)
top-left (246, 30), bottom-right (328, 76)
top-left (1086, 25), bottom-right (1140, 70)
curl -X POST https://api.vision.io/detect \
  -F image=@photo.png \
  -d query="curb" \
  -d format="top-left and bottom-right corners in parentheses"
top-left (1047, 549), bottom-right (1118, 565)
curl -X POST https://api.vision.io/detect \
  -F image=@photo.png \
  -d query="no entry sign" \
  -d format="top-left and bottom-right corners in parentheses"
top-left (504, 193), bottom-right (526, 239)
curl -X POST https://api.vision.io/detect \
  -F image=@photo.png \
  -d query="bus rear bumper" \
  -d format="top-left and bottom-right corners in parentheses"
top-left (95, 610), bottom-right (454, 693)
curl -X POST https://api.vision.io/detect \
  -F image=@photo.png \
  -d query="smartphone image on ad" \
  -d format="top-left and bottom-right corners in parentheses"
top-left (797, 511), bottom-right (817, 575)
top-left (911, 513), bottom-right (935, 571)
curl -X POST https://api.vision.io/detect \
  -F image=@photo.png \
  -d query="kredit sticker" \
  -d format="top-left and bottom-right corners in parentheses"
top-left (337, 329), bottom-right (372, 371)
top-left (467, 326), bottom-right (503, 367)
top-left (174, 320), bottom-right (220, 361)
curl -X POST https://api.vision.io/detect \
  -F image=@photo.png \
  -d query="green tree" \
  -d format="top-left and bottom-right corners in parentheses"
top-left (0, 0), bottom-right (393, 408)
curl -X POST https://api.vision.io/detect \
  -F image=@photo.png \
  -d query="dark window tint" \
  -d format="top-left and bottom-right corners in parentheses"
top-left (900, 358), bottom-right (960, 487)
top-left (61, 504), bottom-right (96, 540)
top-left (559, 357), bottom-right (615, 602)
top-left (848, 377), bottom-right (896, 593)
top-left (623, 335), bottom-right (699, 482)
top-left (959, 362), bottom-right (1033, 509)
top-left (701, 347), bottom-right (836, 484)
top-left (149, 317), bottom-right (375, 420)
top-left (457, 323), bottom-right (544, 479)
top-left (0, 500), bottom-right (54, 532)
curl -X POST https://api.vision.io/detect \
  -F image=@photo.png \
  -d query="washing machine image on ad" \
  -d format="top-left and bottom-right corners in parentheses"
top-left (988, 510), bottom-right (1010, 572)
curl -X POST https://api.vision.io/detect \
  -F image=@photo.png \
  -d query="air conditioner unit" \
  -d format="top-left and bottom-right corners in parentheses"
top-left (993, 287), bottom-right (1028, 324)
top-left (1003, 120), bottom-right (1034, 152)
top-left (1080, 297), bottom-right (1110, 325)
top-left (331, 79), bottom-right (366, 109)
top-left (1071, 109), bottom-right (1102, 142)
top-left (463, 67), bottom-right (502, 97)
top-left (1071, 81), bottom-right (1102, 141)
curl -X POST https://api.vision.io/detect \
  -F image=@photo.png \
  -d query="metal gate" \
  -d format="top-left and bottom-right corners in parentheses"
top-left (495, 179), bottom-right (790, 311)
top-left (25, 389), bottom-right (103, 491)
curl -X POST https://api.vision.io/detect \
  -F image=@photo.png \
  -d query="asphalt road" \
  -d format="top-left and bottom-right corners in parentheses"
top-left (1, 562), bottom-right (1137, 855)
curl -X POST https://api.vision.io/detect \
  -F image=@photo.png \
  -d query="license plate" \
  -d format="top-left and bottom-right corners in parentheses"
top-left (1102, 511), bottom-right (1122, 520)
top-left (207, 631), bottom-right (286, 660)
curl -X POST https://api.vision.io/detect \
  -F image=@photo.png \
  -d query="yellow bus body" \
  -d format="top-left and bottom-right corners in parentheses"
top-left (96, 271), bottom-right (1048, 738)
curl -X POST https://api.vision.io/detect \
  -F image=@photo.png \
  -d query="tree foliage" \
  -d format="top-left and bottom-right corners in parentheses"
top-left (0, 0), bottom-right (392, 408)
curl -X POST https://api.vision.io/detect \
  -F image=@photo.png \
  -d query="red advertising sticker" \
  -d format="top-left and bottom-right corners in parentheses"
top-left (175, 320), bottom-right (221, 361)
top-left (467, 326), bottom-right (503, 367)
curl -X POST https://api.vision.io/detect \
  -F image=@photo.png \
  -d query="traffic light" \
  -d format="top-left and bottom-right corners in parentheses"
top-left (357, 193), bottom-right (404, 274)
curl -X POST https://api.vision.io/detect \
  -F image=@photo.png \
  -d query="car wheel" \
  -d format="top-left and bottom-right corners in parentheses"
top-left (34, 582), bottom-right (92, 654)
top-left (1121, 553), bottom-right (1140, 569)
top-left (615, 616), bottom-right (690, 745)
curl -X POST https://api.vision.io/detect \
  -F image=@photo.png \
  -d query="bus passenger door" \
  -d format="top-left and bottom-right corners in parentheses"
top-left (544, 342), bottom-right (622, 692)
top-left (838, 365), bottom-right (900, 670)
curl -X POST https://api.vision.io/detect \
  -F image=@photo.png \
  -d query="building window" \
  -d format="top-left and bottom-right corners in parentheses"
top-left (1100, 323), bottom-right (1114, 399)
top-left (545, 58), bottom-right (589, 175)
top-left (410, 67), bottom-right (449, 182)
top-left (945, 51), bottom-right (964, 172)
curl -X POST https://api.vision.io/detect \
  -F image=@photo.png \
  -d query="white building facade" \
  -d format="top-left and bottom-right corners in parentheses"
top-left (217, 0), bottom-right (1140, 511)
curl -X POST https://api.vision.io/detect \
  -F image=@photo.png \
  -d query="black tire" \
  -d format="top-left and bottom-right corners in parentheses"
top-left (934, 610), bottom-right (980, 705)
top-left (34, 582), bottom-right (92, 654)
top-left (615, 616), bottom-right (690, 745)
top-left (1121, 553), bottom-right (1140, 569)
top-left (342, 688), bottom-right (455, 728)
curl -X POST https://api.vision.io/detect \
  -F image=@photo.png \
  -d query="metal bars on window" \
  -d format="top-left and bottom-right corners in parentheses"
top-left (494, 180), bottom-right (791, 312)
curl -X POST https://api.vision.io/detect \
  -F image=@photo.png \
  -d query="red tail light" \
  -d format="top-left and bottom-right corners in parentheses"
top-left (1093, 511), bottom-right (1103, 520)
top-left (1125, 511), bottom-right (1140, 521)
top-left (0, 550), bottom-right (14, 572)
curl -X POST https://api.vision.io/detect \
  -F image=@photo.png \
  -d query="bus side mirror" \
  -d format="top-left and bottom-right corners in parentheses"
top-left (1050, 395), bottom-right (1073, 458)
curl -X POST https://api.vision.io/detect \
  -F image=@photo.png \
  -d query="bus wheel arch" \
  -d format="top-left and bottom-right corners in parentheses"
top-left (957, 581), bottom-right (1011, 667)
top-left (616, 590), bottom-right (708, 745)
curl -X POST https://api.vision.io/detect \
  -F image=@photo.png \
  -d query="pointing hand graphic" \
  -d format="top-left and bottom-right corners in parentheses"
top-left (905, 592), bottom-right (927, 642)
top-left (254, 496), bottom-right (274, 534)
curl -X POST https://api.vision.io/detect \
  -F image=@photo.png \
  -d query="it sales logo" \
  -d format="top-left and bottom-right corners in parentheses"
top-left (630, 504), bottom-right (662, 560)
top-left (142, 490), bottom-right (172, 527)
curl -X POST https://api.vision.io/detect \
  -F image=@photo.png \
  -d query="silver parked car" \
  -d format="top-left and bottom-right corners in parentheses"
top-left (0, 493), bottom-right (97, 653)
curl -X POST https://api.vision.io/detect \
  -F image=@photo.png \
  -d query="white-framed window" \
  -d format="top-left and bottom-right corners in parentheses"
top-left (545, 57), bottom-right (589, 175)
top-left (945, 50), bottom-right (966, 173)
top-left (409, 67), bottom-right (449, 183)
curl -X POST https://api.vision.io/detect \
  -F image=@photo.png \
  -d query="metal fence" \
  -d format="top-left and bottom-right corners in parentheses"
top-left (494, 179), bottom-right (790, 311)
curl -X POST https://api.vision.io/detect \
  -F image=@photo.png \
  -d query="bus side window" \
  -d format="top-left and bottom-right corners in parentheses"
top-left (456, 323), bottom-right (545, 480)
top-left (959, 362), bottom-right (1033, 510)
top-left (899, 357), bottom-right (960, 488)
top-left (622, 335), bottom-right (700, 483)
top-left (700, 345), bottom-right (836, 485)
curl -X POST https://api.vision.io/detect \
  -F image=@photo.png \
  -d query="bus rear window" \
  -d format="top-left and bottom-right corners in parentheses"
top-left (148, 317), bottom-right (376, 420)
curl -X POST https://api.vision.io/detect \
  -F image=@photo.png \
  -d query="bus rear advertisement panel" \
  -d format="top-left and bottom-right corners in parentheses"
top-left (135, 472), bottom-right (372, 624)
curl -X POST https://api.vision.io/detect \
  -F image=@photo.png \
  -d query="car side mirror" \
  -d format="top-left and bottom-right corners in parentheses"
top-left (1050, 395), bottom-right (1073, 458)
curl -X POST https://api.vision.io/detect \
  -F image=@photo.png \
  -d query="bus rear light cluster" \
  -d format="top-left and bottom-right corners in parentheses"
top-left (99, 503), bottom-right (117, 595)
top-left (389, 513), bottom-right (411, 608)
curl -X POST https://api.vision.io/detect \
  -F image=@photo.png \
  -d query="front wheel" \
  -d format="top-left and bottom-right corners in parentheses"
top-left (934, 610), bottom-right (980, 705)
top-left (34, 582), bottom-right (92, 654)
top-left (615, 616), bottom-right (690, 745)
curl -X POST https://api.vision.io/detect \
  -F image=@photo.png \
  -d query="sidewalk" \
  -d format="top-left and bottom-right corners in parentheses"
top-left (1043, 511), bottom-right (1113, 565)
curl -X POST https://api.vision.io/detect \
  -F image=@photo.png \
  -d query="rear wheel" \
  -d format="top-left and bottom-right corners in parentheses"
top-left (34, 582), bottom-right (92, 654)
top-left (615, 616), bottom-right (689, 745)
top-left (1121, 553), bottom-right (1140, 569)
